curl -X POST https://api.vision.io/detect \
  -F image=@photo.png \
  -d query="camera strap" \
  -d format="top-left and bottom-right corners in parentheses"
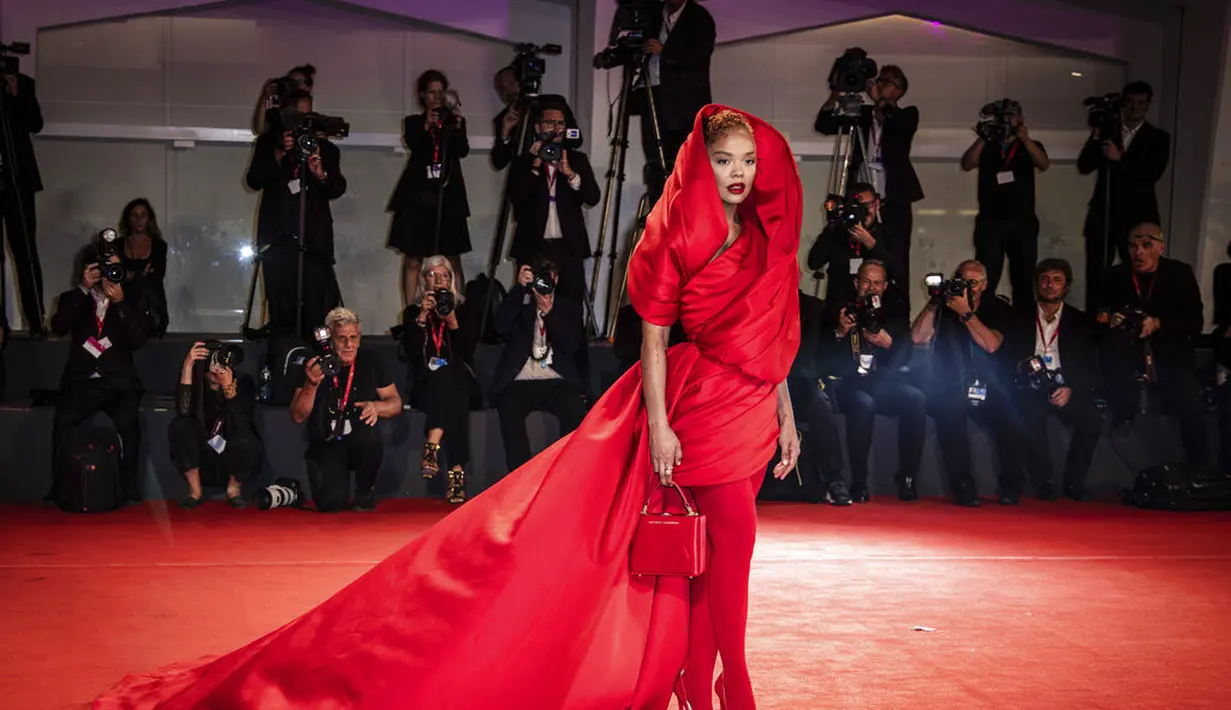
top-left (1132, 272), bottom-right (1157, 306)
top-left (428, 317), bottom-right (448, 357)
top-left (332, 363), bottom-right (356, 414)
top-left (1001, 140), bottom-right (1021, 167)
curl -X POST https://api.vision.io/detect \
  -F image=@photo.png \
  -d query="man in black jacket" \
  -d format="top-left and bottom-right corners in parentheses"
top-left (246, 90), bottom-right (347, 343)
top-left (507, 98), bottom-right (601, 302)
top-left (807, 182), bottom-right (894, 308)
top-left (1078, 81), bottom-right (1171, 308)
top-left (1098, 224), bottom-right (1208, 469)
top-left (826, 260), bottom-right (926, 502)
top-left (816, 64), bottom-right (922, 308)
top-left (1000, 259), bottom-right (1103, 502)
top-left (491, 66), bottom-right (526, 171)
top-left (49, 252), bottom-right (151, 503)
top-left (785, 291), bottom-right (848, 505)
top-left (169, 341), bottom-right (264, 508)
top-left (491, 260), bottom-right (588, 473)
top-left (0, 69), bottom-right (46, 337)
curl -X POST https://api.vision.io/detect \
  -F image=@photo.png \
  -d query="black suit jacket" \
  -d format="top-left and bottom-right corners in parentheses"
top-left (651, 0), bottom-right (715, 131)
top-left (1077, 122), bottom-right (1170, 237)
top-left (245, 133), bottom-right (346, 260)
top-left (507, 150), bottom-right (601, 262)
top-left (50, 287), bottom-right (150, 390)
top-left (490, 286), bottom-right (585, 400)
top-left (388, 114), bottom-right (471, 221)
top-left (1001, 303), bottom-right (1101, 395)
top-left (815, 104), bottom-right (923, 204)
top-left (0, 73), bottom-right (44, 193)
top-left (1097, 258), bottom-right (1203, 369)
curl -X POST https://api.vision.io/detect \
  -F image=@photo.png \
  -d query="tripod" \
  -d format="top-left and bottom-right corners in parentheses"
top-left (589, 52), bottom-right (665, 340)
top-left (0, 76), bottom-right (44, 334)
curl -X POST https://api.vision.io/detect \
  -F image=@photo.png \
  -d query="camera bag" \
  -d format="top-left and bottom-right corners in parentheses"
top-left (1125, 463), bottom-right (1231, 511)
top-left (266, 335), bottom-right (312, 407)
top-left (54, 426), bottom-right (122, 513)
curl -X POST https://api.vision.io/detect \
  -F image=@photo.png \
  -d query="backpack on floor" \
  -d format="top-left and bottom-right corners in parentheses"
top-left (55, 427), bottom-right (122, 513)
top-left (265, 335), bottom-right (312, 407)
top-left (1124, 463), bottom-right (1231, 511)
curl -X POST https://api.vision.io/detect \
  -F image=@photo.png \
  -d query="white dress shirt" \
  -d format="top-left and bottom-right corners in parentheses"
top-left (1121, 121), bottom-right (1143, 151)
top-left (541, 163), bottom-right (582, 240)
top-left (648, 1), bottom-right (687, 88)
top-left (515, 308), bottom-right (563, 381)
top-left (1034, 303), bottom-right (1063, 371)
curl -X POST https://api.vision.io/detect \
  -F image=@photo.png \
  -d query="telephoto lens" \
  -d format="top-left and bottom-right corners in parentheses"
top-left (204, 341), bottom-right (245, 370)
top-left (256, 478), bottom-right (304, 510)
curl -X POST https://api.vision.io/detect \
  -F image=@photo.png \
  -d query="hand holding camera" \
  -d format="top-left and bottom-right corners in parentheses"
top-left (501, 106), bottom-right (521, 139)
top-left (101, 278), bottom-right (125, 303)
top-left (944, 292), bottom-right (972, 317)
top-left (304, 356), bottom-right (325, 387)
top-left (642, 38), bottom-right (664, 55)
top-left (835, 307), bottom-right (858, 338)
top-left (4, 74), bottom-right (15, 97)
top-left (307, 149), bottom-right (325, 180)
top-left (849, 223), bottom-right (876, 248)
top-left (863, 327), bottom-right (893, 349)
top-left (1102, 141), bottom-right (1123, 162)
top-left (183, 341), bottom-right (210, 378)
top-left (518, 265), bottom-right (535, 288)
top-left (81, 262), bottom-right (102, 291)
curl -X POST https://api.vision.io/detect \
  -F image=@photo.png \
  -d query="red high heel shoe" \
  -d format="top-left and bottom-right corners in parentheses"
top-left (673, 669), bottom-right (692, 710)
top-left (714, 672), bottom-right (727, 710)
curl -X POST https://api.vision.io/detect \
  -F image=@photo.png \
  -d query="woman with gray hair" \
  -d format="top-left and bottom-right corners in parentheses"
top-left (399, 256), bottom-right (481, 504)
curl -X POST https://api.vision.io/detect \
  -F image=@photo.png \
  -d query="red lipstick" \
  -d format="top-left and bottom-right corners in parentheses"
top-left (727, 183), bottom-right (746, 195)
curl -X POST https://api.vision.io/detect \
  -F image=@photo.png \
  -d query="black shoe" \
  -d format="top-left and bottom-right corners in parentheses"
top-left (897, 477), bottom-right (918, 502)
top-left (1035, 482), bottom-right (1059, 502)
top-left (353, 492), bottom-right (376, 511)
top-left (180, 495), bottom-right (203, 509)
top-left (27, 328), bottom-right (48, 341)
top-left (1063, 484), bottom-right (1091, 502)
top-left (997, 493), bottom-right (1020, 506)
top-left (953, 482), bottom-right (981, 507)
top-left (827, 480), bottom-right (855, 506)
top-left (226, 494), bottom-right (247, 509)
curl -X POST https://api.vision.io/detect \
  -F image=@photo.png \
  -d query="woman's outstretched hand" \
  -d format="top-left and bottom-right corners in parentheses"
top-left (649, 422), bottom-right (682, 486)
top-left (772, 426), bottom-right (800, 480)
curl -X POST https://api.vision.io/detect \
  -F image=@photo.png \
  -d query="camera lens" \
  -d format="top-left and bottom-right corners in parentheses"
top-left (434, 288), bottom-right (455, 317)
top-left (102, 263), bottom-right (126, 283)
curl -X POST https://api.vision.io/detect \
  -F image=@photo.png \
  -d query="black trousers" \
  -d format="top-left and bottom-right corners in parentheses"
top-left (835, 375), bottom-right (927, 485)
top-left (495, 379), bottom-right (587, 473)
top-left (928, 386), bottom-right (1018, 497)
top-left (410, 366), bottom-right (480, 470)
top-left (168, 415), bottom-right (264, 487)
top-left (1007, 389), bottom-right (1103, 494)
top-left (637, 87), bottom-right (690, 196)
top-left (974, 215), bottom-right (1039, 308)
top-left (305, 424), bottom-right (382, 513)
top-left (263, 241), bottom-right (340, 343)
top-left (880, 201), bottom-right (914, 311)
top-left (1106, 355), bottom-right (1210, 469)
top-left (53, 379), bottom-right (143, 500)
top-left (0, 186), bottom-right (43, 330)
top-left (792, 384), bottom-right (844, 483)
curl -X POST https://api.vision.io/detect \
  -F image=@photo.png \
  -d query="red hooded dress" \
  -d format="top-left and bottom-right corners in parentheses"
top-left (93, 105), bottom-right (802, 710)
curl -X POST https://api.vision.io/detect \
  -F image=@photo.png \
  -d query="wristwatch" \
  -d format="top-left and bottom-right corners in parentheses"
top-left (960, 311), bottom-right (976, 324)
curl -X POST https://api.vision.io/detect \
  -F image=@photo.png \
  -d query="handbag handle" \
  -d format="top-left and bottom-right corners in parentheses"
top-left (641, 481), bottom-right (699, 516)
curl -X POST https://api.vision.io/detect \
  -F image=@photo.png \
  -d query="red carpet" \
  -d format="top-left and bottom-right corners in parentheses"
top-left (2, 497), bottom-right (1230, 709)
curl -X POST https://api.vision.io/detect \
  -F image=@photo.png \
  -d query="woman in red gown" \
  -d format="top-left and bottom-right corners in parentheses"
top-left (93, 105), bottom-right (803, 710)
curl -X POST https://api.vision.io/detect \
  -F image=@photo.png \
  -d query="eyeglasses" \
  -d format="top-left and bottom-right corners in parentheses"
top-left (876, 77), bottom-right (903, 89)
top-left (538, 119), bottom-right (566, 128)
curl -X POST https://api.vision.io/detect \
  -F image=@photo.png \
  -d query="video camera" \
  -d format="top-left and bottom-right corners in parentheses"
top-left (825, 194), bottom-right (871, 232)
top-left (1083, 93), bottom-right (1122, 140)
top-left (829, 47), bottom-right (878, 95)
top-left (512, 42), bottom-right (562, 97)
top-left (312, 326), bottom-right (342, 378)
top-left (1016, 355), bottom-right (1064, 396)
top-left (595, 0), bottom-right (663, 69)
top-left (96, 228), bottom-right (127, 283)
top-left (0, 42), bottom-right (30, 75)
top-left (280, 108), bottom-right (350, 162)
top-left (976, 98), bottom-right (1019, 145)
top-left (924, 273), bottom-right (975, 302)
top-left (203, 340), bottom-right (245, 370)
top-left (845, 294), bottom-right (884, 334)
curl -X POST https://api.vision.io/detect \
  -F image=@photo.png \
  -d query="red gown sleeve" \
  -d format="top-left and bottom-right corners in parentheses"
top-left (627, 227), bottom-right (685, 327)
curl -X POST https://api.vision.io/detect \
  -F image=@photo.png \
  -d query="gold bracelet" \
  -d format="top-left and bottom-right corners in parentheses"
top-left (222, 383), bottom-right (238, 399)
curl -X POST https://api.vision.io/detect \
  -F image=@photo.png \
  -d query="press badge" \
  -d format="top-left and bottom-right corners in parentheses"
top-left (1043, 355), bottom-right (1054, 366)
top-left (287, 178), bottom-right (301, 194)
top-left (849, 257), bottom-right (863, 275)
top-left (996, 171), bottom-right (1015, 185)
top-left (206, 434), bottom-right (228, 454)
top-left (428, 356), bottom-right (448, 371)
top-left (857, 352), bottom-right (874, 374)
top-left (968, 380), bottom-right (988, 405)
top-left (427, 163), bottom-right (442, 180)
top-left (83, 336), bottom-right (112, 358)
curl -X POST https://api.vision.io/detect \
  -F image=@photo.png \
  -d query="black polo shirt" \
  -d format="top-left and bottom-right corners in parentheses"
top-left (296, 348), bottom-right (393, 442)
top-left (932, 295), bottom-right (1013, 387)
top-left (977, 139), bottom-right (1045, 221)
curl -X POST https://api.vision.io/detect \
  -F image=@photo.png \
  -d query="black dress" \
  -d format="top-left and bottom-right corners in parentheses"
top-left (121, 237), bottom-right (170, 335)
top-left (387, 113), bottom-right (472, 257)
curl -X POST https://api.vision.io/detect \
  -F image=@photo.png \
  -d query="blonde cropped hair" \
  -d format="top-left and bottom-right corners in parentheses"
top-left (703, 110), bottom-right (754, 146)
top-left (325, 307), bottom-right (360, 332)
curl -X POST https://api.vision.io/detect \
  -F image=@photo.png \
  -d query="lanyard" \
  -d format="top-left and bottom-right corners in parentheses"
top-left (430, 121), bottom-right (442, 164)
top-left (1001, 140), bottom-right (1021, 168)
top-left (93, 294), bottom-right (109, 338)
top-left (1132, 272), bottom-right (1157, 305)
top-left (429, 317), bottom-right (448, 356)
top-left (546, 165), bottom-right (557, 201)
top-left (868, 119), bottom-right (883, 159)
top-left (1036, 310), bottom-right (1060, 352)
top-left (332, 363), bottom-right (357, 413)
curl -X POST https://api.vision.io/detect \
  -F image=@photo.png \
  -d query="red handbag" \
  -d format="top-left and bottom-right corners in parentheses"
top-left (630, 482), bottom-right (708, 578)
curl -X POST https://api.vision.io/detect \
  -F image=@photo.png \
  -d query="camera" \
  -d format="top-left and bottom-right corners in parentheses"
top-left (512, 42), bottom-right (562, 97)
top-left (313, 326), bottom-right (342, 378)
top-left (204, 340), bottom-right (245, 370)
top-left (1117, 308), bottom-right (1148, 338)
top-left (924, 273), bottom-right (973, 301)
top-left (1083, 93), bottom-right (1122, 140)
top-left (537, 128), bottom-right (581, 164)
top-left (0, 41), bottom-right (30, 75)
top-left (595, 0), bottom-right (663, 68)
top-left (96, 228), bottom-right (127, 283)
top-left (826, 194), bottom-right (870, 232)
top-left (845, 294), bottom-right (883, 334)
top-left (1016, 355), bottom-right (1065, 396)
top-left (976, 98), bottom-right (1019, 145)
top-left (280, 107), bottom-right (350, 162)
top-left (433, 288), bottom-right (456, 317)
top-left (828, 47), bottom-right (878, 94)
top-left (255, 477), bottom-right (304, 510)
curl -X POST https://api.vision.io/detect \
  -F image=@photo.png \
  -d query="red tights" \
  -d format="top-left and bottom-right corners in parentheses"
top-left (682, 473), bottom-right (759, 710)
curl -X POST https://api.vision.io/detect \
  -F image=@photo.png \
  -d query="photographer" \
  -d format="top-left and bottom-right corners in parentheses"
top-left (399, 256), bottom-right (481, 504)
top-left (1097, 224), bottom-right (1208, 469)
top-left (169, 341), bottom-right (263, 508)
top-left (491, 258), bottom-right (587, 474)
top-left (1000, 259), bottom-right (1102, 502)
top-left (911, 260), bottom-right (1013, 507)
top-left (117, 198), bottom-right (169, 336)
top-left (491, 65), bottom-right (525, 171)
top-left (960, 100), bottom-right (1050, 307)
top-left (251, 64), bottom-right (314, 136)
top-left (48, 249), bottom-right (151, 504)
top-left (807, 182), bottom-right (893, 308)
top-left (388, 69), bottom-right (471, 307)
top-left (785, 292), bottom-right (849, 505)
top-left (245, 89), bottom-right (347, 343)
top-left (816, 63), bottom-right (921, 307)
top-left (0, 65), bottom-right (46, 337)
top-left (507, 98), bottom-right (601, 301)
top-left (291, 308), bottom-right (401, 512)
top-left (1078, 82), bottom-right (1171, 306)
top-left (826, 260), bottom-right (926, 502)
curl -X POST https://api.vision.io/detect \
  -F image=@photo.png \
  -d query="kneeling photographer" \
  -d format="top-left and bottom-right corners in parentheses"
top-left (491, 258), bottom-right (587, 475)
top-left (911, 260), bottom-right (1016, 506)
top-left (291, 308), bottom-right (401, 512)
top-left (1097, 224), bottom-right (1208, 469)
top-left (400, 256), bottom-right (481, 504)
top-left (808, 182), bottom-right (894, 308)
top-left (170, 341), bottom-right (263, 508)
top-left (825, 260), bottom-right (925, 502)
top-left (1001, 260), bottom-right (1102, 501)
